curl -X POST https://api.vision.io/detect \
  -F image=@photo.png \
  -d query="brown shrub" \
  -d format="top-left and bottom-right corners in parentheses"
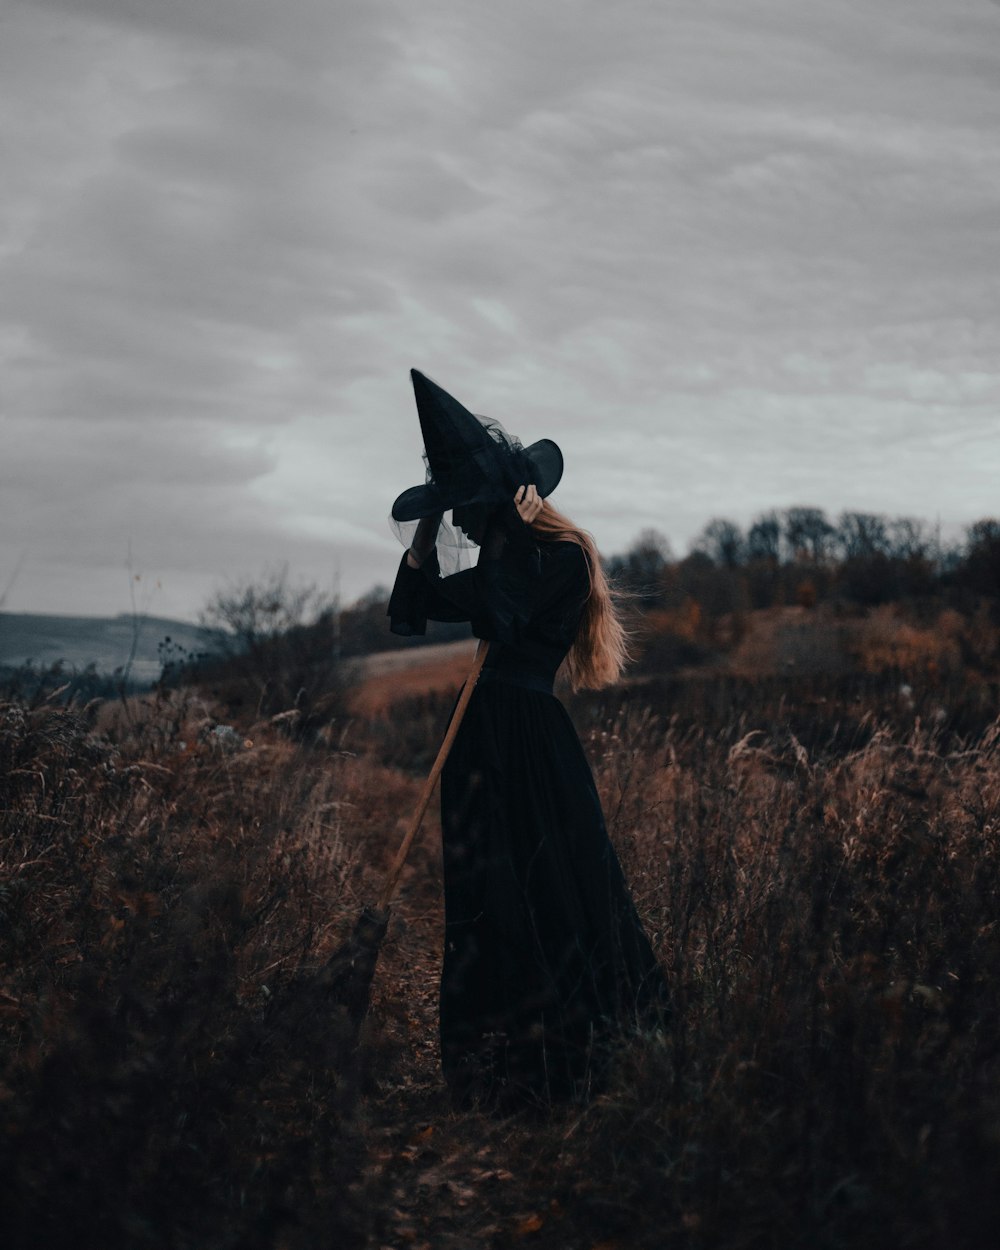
top-left (0, 698), bottom-right (408, 1250)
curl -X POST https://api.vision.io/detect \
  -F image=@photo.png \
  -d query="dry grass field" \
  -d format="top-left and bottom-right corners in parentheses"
top-left (348, 639), bottom-right (478, 717)
top-left (2, 634), bottom-right (1000, 1249)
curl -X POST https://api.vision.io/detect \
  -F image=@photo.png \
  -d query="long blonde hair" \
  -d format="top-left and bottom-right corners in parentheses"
top-left (529, 500), bottom-right (630, 690)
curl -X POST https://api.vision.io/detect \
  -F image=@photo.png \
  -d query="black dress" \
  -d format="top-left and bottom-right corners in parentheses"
top-left (388, 520), bottom-right (669, 1107)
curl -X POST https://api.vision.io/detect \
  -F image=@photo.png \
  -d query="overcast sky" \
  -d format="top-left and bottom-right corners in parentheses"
top-left (2, 0), bottom-right (999, 621)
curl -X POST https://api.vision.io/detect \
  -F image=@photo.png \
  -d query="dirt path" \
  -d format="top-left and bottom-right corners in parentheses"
top-left (355, 823), bottom-right (603, 1250)
top-left (349, 640), bottom-right (478, 719)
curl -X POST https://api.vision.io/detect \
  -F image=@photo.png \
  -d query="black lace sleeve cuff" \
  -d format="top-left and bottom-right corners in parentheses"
top-left (386, 550), bottom-right (434, 636)
top-left (386, 519), bottom-right (543, 643)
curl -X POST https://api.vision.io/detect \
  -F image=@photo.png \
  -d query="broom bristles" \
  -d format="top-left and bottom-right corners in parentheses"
top-left (319, 905), bottom-right (390, 1025)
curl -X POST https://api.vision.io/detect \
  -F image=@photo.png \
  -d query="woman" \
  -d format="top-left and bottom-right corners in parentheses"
top-left (388, 371), bottom-right (669, 1109)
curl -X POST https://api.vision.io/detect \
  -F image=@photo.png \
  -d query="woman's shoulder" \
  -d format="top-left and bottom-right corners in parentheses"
top-left (538, 537), bottom-right (585, 558)
top-left (538, 538), bottom-right (590, 581)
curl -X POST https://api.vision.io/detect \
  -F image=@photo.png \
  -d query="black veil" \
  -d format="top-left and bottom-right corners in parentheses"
top-left (389, 415), bottom-right (530, 575)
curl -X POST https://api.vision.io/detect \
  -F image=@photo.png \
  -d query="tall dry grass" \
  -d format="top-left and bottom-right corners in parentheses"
top-left (0, 692), bottom-right (416, 1250)
top-left (528, 683), bottom-right (1000, 1249)
top-left (2, 667), bottom-right (999, 1248)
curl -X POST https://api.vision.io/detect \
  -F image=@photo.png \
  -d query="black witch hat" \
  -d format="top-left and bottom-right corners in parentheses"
top-left (391, 370), bottom-right (563, 523)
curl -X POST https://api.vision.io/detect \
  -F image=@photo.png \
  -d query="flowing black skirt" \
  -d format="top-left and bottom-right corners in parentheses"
top-left (439, 677), bottom-right (670, 1108)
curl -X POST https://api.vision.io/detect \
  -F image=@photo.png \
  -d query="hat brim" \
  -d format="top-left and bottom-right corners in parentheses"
top-left (524, 438), bottom-right (563, 500)
top-left (391, 437), bottom-right (564, 523)
top-left (391, 482), bottom-right (446, 523)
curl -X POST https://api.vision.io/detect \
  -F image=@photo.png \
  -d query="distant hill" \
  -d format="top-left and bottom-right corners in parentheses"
top-left (0, 612), bottom-right (210, 685)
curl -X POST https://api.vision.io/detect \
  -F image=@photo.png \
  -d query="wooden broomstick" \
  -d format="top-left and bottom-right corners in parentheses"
top-left (375, 637), bottom-right (490, 911)
top-left (319, 638), bottom-right (490, 1025)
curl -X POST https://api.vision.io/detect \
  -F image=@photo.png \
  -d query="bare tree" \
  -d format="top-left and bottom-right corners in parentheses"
top-left (747, 511), bottom-right (782, 564)
top-left (784, 507), bottom-right (834, 563)
top-left (610, 529), bottom-right (674, 605)
top-left (195, 565), bottom-right (345, 729)
top-left (962, 518), bottom-right (1000, 596)
top-left (836, 511), bottom-right (890, 560)
top-left (695, 518), bottom-right (745, 568)
top-left (885, 517), bottom-right (929, 562)
top-left (200, 565), bottom-right (334, 658)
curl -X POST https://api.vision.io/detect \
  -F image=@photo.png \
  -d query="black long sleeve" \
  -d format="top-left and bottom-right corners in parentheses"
top-left (386, 515), bottom-right (548, 645)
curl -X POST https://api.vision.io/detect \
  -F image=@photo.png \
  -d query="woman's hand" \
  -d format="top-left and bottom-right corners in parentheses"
top-left (514, 484), bottom-right (543, 525)
top-left (407, 512), bottom-right (443, 568)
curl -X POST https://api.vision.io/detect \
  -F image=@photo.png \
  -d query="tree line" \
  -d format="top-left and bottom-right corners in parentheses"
top-left (295, 508), bottom-right (1000, 666)
top-left (158, 508), bottom-right (998, 726)
top-left (607, 509), bottom-right (1000, 614)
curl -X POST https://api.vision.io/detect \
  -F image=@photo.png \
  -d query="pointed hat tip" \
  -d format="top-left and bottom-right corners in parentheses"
top-left (410, 368), bottom-right (434, 399)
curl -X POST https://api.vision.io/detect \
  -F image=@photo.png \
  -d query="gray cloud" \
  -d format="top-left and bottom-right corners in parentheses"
top-left (3, 0), bottom-right (1000, 620)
